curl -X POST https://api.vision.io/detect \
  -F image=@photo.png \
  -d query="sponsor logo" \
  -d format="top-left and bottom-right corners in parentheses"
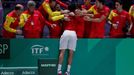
top-left (0, 39), bottom-right (10, 59)
top-left (0, 71), bottom-right (14, 75)
top-left (41, 64), bottom-right (56, 68)
top-left (0, 68), bottom-right (37, 75)
top-left (22, 71), bottom-right (35, 75)
top-left (0, 44), bottom-right (8, 55)
top-left (38, 59), bottom-right (58, 75)
top-left (31, 45), bottom-right (49, 56)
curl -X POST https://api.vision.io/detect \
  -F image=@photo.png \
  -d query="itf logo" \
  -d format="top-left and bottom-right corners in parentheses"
top-left (31, 45), bottom-right (49, 56)
top-left (0, 39), bottom-right (10, 59)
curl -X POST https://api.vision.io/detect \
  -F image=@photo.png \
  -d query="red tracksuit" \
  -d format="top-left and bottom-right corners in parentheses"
top-left (89, 5), bottom-right (110, 38)
top-left (38, 5), bottom-right (62, 38)
top-left (22, 10), bottom-right (46, 38)
top-left (49, 20), bottom-right (62, 38)
top-left (75, 16), bottom-right (85, 38)
top-left (2, 10), bottom-right (19, 38)
top-left (108, 10), bottom-right (131, 38)
top-left (82, 4), bottom-right (92, 38)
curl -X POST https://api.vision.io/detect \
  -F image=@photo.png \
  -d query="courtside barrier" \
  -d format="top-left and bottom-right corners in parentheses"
top-left (0, 39), bottom-right (134, 75)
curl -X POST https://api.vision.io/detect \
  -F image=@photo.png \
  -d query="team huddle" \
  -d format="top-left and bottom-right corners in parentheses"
top-left (2, 0), bottom-right (134, 39)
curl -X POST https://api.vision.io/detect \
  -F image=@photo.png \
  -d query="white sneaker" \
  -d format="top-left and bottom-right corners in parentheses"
top-left (64, 71), bottom-right (70, 75)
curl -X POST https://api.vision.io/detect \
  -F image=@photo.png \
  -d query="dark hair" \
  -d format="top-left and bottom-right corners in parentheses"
top-left (49, 0), bottom-right (55, 3)
top-left (116, 0), bottom-right (123, 5)
top-left (68, 4), bottom-right (76, 12)
top-left (98, 0), bottom-right (105, 5)
top-left (76, 3), bottom-right (82, 10)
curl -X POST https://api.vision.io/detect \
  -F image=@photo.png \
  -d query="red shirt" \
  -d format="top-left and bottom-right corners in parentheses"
top-left (75, 16), bottom-right (84, 31)
top-left (63, 16), bottom-right (76, 31)
top-left (81, 4), bottom-right (92, 38)
top-left (75, 16), bottom-right (85, 38)
top-left (49, 20), bottom-right (62, 38)
top-left (89, 5), bottom-right (110, 38)
top-left (108, 9), bottom-right (131, 37)
top-left (22, 10), bottom-right (46, 38)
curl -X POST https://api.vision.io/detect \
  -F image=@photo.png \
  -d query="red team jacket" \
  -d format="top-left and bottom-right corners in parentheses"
top-left (2, 10), bottom-right (20, 38)
top-left (20, 10), bottom-right (46, 38)
top-left (75, 16), bottom-right (85, 38)
top-left (88, 5), bottom-right (110, 38)
top-left (82, 4), bottom-right (92, 38)
top-left (38, 5), bottom-right (53, 27)
top-left (38, 5), bottom-right (62, 38)
top-left (108, 9), bottom-right (131, 38)
top-left (49, 20), bottom-right (62, 38)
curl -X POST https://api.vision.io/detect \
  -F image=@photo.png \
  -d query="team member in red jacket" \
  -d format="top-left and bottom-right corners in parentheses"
top-left (19, 0), bottom-right (52, 38)
top-left (82, 0), bottom-right (92, 38)
top-left (39, 0), bottom-right (64, 21)
top-left (129, 5), bottom-right (134, 37)
top-left (108, 1), bottom-right (132, 38)
top-left (38, 0), bottom-right (68, 38)
top-left (84, 0), bottom-right (110, 38)
top-left (75, 5), bottom-right (85, 38)
top-left (2, 4), bottom-right (23, 38)
top-left (48, 3), bottom-right (63, 38)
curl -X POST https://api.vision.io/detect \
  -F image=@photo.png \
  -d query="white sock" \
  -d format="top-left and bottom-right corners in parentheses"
top-left (58, 64), bottom-right (62, 71)
top-left (67, 65), bottom-right (71, 72)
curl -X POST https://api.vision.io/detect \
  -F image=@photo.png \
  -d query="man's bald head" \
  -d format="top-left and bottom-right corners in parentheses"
top-left (27, 0), bottom-right (36, 8)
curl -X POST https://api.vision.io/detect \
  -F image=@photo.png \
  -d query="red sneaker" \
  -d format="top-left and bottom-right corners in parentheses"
top-left (58, 70), bottom-right (62, 75)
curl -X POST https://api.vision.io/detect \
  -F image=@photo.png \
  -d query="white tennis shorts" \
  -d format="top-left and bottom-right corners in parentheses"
top-left (59, 30), bottom-right (77, 51)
